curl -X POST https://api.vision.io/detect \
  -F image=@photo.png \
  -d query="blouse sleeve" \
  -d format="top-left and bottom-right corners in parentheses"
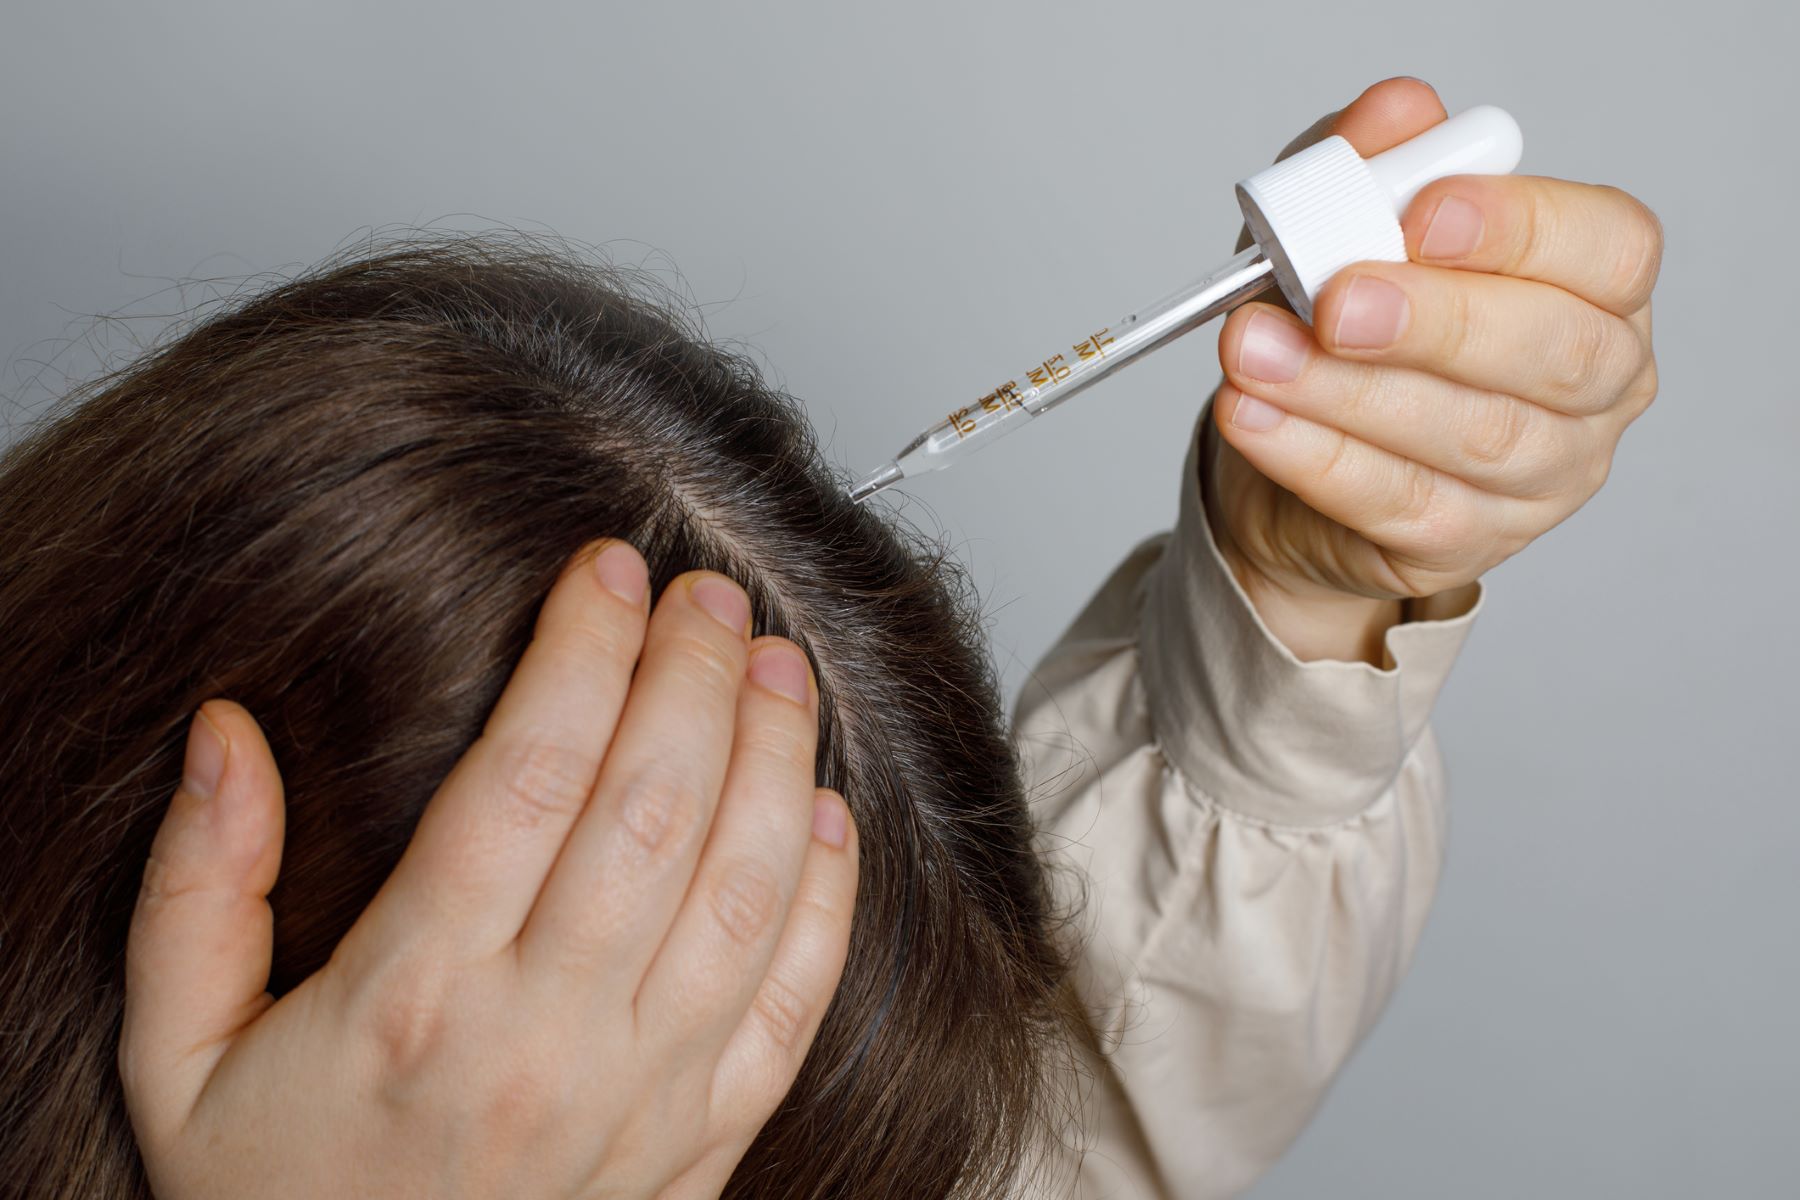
top-left (1012, 402), bottom-right (1481, 1199)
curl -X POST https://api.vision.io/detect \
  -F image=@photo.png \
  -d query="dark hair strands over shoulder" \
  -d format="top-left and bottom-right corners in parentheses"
top-left (0, 234), bottom-right (1088, 1199)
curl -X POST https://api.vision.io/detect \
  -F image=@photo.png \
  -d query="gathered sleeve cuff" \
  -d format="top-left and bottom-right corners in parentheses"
top-left (1137, 404), bottom-right (1481, 827)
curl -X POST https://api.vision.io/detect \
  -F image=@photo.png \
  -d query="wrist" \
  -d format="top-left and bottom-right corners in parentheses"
top-left (1198, 430), bottom-right (1403, 665)
top-left (1217, 540), bottom-right (1403, 665)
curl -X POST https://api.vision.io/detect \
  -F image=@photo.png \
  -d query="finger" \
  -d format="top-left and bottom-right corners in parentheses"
top-left (361, 539), bottom-right (651, 954)
top-left (1403, 173), bottom-right (1664, 317)
top-left (633, 637), bottom-right (821, 1057)
top-left (1214, 382), bottom-right (1537, 592)
top-left (1311, 261), bottom-right (1651, 417)
top-left (120, 701), bottom-right (285, 1143)
top-left (1221, 302), bottom-right (1596, 499)
top-left (707, 789), bottom-right (857, 1132)
top-left (1236, 77), bottom-right (1448, 257)
top-left (519, 569), bottom-right (753, 976)
top-left (1327, 76), bottom-right (1449, 157)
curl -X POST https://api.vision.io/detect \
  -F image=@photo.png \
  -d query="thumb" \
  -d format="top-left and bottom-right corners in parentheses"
top-left (119, 699), bottom-right (286, 1142)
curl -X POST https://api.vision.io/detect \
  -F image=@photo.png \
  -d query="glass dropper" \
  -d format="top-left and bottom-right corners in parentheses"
top-left (847, 104), bottom-right (1525, 505)
top-left (847, 247), bottom-right (1275, 503)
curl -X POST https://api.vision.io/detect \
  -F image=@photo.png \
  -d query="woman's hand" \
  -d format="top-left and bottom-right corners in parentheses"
top-left (118, 541), bottom-right (857, 1200)
top-left (1208, 78), bottom-right (1662, 663)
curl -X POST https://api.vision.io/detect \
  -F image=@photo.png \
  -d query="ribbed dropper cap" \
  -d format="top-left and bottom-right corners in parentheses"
top-left (1234, 105), bottom-right (1523, 323)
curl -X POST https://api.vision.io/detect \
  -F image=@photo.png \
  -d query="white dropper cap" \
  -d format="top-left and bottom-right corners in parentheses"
top-left (1235, 105), bottom-right (1524, 323)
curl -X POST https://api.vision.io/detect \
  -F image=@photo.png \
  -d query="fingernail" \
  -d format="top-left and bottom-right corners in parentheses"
top-left (1334, 276), bottom-right (1409, 349)
top-left (690, 575), bottom-right (750, 635)
top-left (749, 643), bottom-right (811, 704)
top-left (812, 794), bottom-right (847, 848)
top-left (1230, 391), bottom-right (1284, 432)
top-left (593, 542), bottom-right (647, 606)
top-left (1238, 311), bottom-right (1310, 383)
top-left (182, 708), bottom-right (228, 800)
top-left (1419, 194), bottom-right (1484, 261)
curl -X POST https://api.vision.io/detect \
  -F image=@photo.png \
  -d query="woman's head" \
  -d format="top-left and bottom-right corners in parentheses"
top-left (0, 237), bottom-right (1077, 1198)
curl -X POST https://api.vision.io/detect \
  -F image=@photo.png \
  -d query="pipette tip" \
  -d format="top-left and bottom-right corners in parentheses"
top-left (847, 460), bottom-right (903, 505)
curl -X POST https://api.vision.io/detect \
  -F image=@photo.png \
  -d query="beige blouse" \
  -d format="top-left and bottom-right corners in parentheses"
top-left (1013, 404), bottom-right (1481, 1198)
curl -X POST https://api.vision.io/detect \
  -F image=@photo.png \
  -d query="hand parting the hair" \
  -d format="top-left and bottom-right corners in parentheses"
top-left (118, 541), bottom-right (857, 1200)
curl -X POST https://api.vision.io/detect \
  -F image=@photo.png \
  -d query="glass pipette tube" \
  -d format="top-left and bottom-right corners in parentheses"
top-left (847, 245), bottom-right (1277, 504)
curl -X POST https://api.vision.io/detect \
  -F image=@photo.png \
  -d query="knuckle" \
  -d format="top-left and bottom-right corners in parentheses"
top-left (662, 630), bottom-right (746, 695)
top-left (1544, 424), bottom-right (1593, 494)
top-left (1605, 188), bottom-right (1665, 308)
top-left (1431, 505), bottom-right (1484, 563)
top-left (614, 767), bottom-right (706, 865)
top-left (708, 861), bottom-right (782, 948)
top-left (1458, 397), bottom-right (1535, 473)
top-left (136, 850), bottom-right (182, 906)
top-left (134, 847), bottom-right (217, 912)
top-left (1435, 282), bottom-right (1476, 368)
top-left (788, 874), bottom-right (851, 933)
top-left (1333, 357), bottom-right (1388, 428)
top-left (559, 613), bottom-right (637, 667)
top-left (1315, 428), bottom-right (1355, 490)
top-left (1506, 184), bottom-right (1549, 277)
top-left (1583, 442), bottom-right (1617, 498)
top-left (1405, 507), bottom-right (1474, 565)
top-left (491, 735), bottom-right (594, 833)
top-left (749, 970), bottom-right (813, 1054)
top-left (1633, 359), bottom-right (1661, 413)
top-left (476, 1053), bottom-right (564, 1141)
top-left (1383, 465), bottom-right (1481, 566)
top-left (739, 714), bottom-right (816, 773)
top-left (725, 1053), bottom-right (797, 1131)
top-left (1545, 308), bottom-right (1615, 408)
top-left (1389, 459), bottom-right (1444, 531)
top-left (362, 961), bottom-right (454, 1084)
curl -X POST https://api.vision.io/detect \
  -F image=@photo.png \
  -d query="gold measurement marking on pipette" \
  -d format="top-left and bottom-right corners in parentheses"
top-left (978, 381), bottom-right (1025, 414)
top-left (1025, 355), bottom-right (1070, 390)
top-left (944, 330), bottom-right (1118, 441)
top-left (1074, 327), bottom-right (1115, 361)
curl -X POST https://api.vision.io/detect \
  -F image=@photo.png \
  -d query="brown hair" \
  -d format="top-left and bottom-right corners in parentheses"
top-left (0, 237), bottom-right (1082, 1198)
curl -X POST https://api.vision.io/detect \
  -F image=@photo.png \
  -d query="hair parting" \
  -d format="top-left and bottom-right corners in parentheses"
top-left (0, 233), bottom-right (1089, 1199)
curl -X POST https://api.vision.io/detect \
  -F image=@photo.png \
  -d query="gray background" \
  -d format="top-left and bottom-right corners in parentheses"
top-left (4, 2), bottom-right (1794, 1194)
